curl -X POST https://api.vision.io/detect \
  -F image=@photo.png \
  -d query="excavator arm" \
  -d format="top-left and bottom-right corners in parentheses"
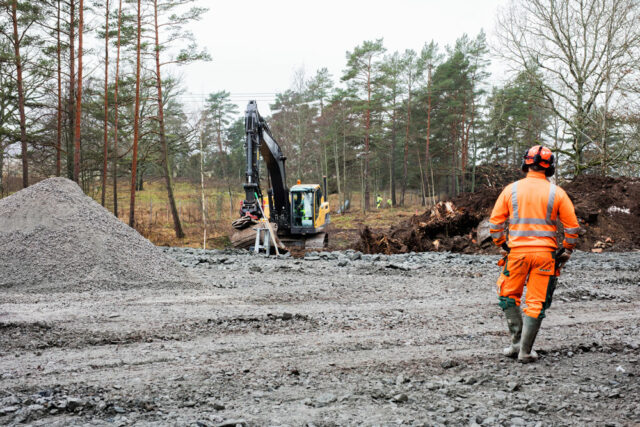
top-left (240, 101), bottom-right (291, 233)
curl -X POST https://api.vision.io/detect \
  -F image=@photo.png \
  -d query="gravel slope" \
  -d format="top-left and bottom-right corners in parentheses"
top-left (0, 178), bottom-right (196, 290)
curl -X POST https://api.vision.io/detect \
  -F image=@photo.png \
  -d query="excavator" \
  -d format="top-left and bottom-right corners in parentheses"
top-left (230, 100), bottom-right (330, 251)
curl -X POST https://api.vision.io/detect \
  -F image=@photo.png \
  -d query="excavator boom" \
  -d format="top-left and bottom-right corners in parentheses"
top-left (240, 101), bottom-right (291, 233)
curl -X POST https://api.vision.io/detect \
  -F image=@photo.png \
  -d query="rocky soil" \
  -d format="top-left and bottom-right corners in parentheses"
top-left (1, 248), bottom-right (639, 426)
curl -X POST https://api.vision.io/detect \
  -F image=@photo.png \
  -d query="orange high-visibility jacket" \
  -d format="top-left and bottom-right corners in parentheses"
top-left (490, 170), bottom-right (580, 252)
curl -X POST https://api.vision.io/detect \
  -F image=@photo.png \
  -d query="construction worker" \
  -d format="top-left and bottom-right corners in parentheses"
top-left (376, 194), bottom-right (383, 209)
top-left (489, 145), bottom-right (579, 363)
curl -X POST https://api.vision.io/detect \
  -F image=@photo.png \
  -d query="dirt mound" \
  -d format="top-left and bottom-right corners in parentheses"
top-left (0, 178), bottom-right (196, 290)
top-left (358, 175), bottom-right (640, 254)
top-left (564, 175), bottom-right (640, 251)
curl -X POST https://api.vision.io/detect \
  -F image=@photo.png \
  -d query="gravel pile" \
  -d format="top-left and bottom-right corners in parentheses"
top-left (0, 178), bottom-right (197, 290)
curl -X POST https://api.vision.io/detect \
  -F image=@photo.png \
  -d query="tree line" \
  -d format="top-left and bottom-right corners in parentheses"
top-left (1, 0), bottom-right (639, 238)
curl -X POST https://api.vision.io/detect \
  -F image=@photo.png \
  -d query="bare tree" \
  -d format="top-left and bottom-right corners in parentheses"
top-left (496, 0), bottom-right (640, 175)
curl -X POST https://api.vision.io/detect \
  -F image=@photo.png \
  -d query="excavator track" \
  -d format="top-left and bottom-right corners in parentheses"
top-left (278, 232), bottom-right (328, 250)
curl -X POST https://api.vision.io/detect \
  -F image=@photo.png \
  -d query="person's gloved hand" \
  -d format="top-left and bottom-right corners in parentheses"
top-left (557, 250), bottom-right (572, 265)
top-left (500, 243), bottom-right (510, 257)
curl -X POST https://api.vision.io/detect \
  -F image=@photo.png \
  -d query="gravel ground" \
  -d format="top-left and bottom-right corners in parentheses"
top-left (0, 249), bottom-right (638, 426)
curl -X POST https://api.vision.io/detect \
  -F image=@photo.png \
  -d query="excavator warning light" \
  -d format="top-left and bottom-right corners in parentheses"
top-left (297, 179), bottom-right (301, 185)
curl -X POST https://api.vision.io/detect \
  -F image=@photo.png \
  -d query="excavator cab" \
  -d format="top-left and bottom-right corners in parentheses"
top-left (290, 184), bottom-right (330, 234)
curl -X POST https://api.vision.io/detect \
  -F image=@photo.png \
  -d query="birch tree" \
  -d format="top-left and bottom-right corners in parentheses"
top-left (496, 0), bottom-right (640, 175)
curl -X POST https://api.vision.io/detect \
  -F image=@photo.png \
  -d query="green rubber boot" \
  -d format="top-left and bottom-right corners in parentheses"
top-left (518, 315), bottom-right (542, 363)
top-left (502, 305), bottom-right (523, 358)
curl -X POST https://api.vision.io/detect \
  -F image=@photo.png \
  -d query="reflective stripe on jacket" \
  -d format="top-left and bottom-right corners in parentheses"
top-left (489, 170), bottom-right (580, 252)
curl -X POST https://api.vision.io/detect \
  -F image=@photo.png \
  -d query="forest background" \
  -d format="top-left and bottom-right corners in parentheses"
top-left (1, 0), bottom-right (639, 247)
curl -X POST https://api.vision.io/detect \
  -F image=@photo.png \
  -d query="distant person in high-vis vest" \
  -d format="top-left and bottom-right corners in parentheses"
top-left (489, 145), bottom-right (580, 363)
top-left (376, 195), bottom-right (383, 209)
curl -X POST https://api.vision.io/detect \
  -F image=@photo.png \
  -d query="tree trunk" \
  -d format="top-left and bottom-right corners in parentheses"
top-left (216, 116), bottom-right (226, 179)
top-left (401, 87), bottom-right (412, 206)
top-left (460, 99), bottom-right (468, 192)
top-left (112, 0), bottom-right (122, 215)
top-left (390, 96), bottom-right (397, 206)
top-left (101, 0), bottom-right (109, 206)
top-left (0, 146), bottom-right (4, 196)
top-left (342, 110), bottom-right (347, 210)
top-left (73, 0), bottom-right (83, 183)
top-left (154, 0), bottom-right (184, 238)
top-left (67, 0), bottom-right (75, 180)
top-left (363, 59), bottom-right (372, 211)
top-left (333, 134), bottom-right (341, 204)
top-left (426, 66), bottom-right (434, 202)
top-left (129, 0), bottom-right (142, 228)
top-left (417, 145), bottom-right (426, 206)
top-left (199, 133), bottom-right (207, 249)
top-left (11, 1), bottom-right (28, 188)
top-left (56, 0), bottom-right (62, 177)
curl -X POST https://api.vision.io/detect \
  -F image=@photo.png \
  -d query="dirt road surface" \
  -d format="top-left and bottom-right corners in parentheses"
top-left (1, 249), bottom-right (639, 426)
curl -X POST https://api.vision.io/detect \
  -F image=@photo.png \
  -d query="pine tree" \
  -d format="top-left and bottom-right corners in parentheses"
top-left (342, 39), bottom-right (386, 211)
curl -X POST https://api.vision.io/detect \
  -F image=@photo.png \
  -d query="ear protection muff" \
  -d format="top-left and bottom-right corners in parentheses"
top-left (521, 145), bottom-right (555, 176)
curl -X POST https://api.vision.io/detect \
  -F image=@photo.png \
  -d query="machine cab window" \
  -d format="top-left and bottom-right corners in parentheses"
top-left (315, 189), bottom-right (322, 220)
top-left (292, 189), bottom-right (315, 228)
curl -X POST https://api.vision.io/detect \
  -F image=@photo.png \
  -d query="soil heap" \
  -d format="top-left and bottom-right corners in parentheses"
top-left (564, 175), bottom-right (640, 251)
top-left (0, 177), bottom-right (196, 290)
top-left (358, 175), bottom-right (640, 254)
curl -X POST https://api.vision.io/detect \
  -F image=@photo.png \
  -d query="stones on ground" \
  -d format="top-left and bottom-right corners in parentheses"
top-left (314, 393), bottom-right (337, 407)
top-left (305, 252), bottom-right (321, 261)
top-left (507, 381), bottom-right (521, 392)
top-left (493, 391), bottom-right (507, 402)
top-left (1, 396), bottom-right (19, 406)
top-left (526, 402), bottom-right (541, 414)
top-left (0, 406), bottom-right (19, 415)
top-left (217, 419), bottom-right (246, 427)
top-left (66, 397), bottom-right (85, 411)
top-left (386, 262), bottom-right (410, 271)
top-left (391, 393), bottom-right (408, 403)
top-left (281, 312), bottom-right (293, 321)
top-left (441, 359), bottom-right (459, 369)
top-left (348, 252), bottom-right (362, 261)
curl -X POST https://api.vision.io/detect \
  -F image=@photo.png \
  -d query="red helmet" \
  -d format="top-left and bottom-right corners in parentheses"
top-left (521, 145), bottom-right (555, 176)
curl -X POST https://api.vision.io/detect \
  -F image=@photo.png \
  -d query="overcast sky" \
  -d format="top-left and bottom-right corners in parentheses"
top-left (177, 0), bottom-right (511, 116)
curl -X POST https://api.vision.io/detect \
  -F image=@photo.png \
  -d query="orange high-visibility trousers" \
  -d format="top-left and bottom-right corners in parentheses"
top-left (497, 251), bottom-right (557, 319)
